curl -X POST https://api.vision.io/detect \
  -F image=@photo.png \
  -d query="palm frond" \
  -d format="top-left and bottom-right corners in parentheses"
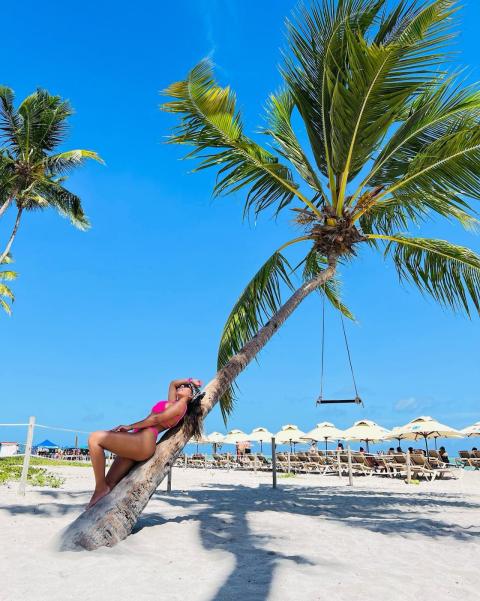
top-left (301, 249), bottom-right (355, 319)
top-left (0, 298), bottom-right (12, 315)
top-left (0, 254), bottom-right (16, 315)
top-left (378, 126), bottom-right (480, 202)
top-left (333, 0), bottom-right (458, 207)
top-left (161, 60), bottom-right (308, 217)
top-left (44, 149), bottom-right (104, 175)
top-left (37, 182), bottom-right (90, 230)
top-left (283, 1), bottom-right (386, 195)
top-left (18, 89), bottom-right (72, 155)
top-left (0, 86), bottom-right (21, 152)
top-left (369, 233), bottom-right (480, 315)
top-left (366, 77), bottom-right (480, 191)
top-left (359, 189), bottom-right (479, 234)
top-left (263, 89), bottom-right (325, 198)
top-left (217, 251), bottom-right (294, 422)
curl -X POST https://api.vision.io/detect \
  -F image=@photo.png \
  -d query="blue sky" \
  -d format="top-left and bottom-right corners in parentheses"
top-left (1, 0), bottom-right (479, 453)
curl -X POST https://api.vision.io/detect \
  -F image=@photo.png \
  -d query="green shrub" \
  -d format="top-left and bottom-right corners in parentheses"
top-left (0, 461), bottom-right (65, 488)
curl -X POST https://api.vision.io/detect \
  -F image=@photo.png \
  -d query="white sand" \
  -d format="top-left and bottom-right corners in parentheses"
top-left (1, 466), bottom-right (479, 601)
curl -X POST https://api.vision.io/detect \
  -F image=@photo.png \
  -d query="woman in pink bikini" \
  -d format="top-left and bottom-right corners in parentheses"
top-left (87, 377), bottom-right (202, 508)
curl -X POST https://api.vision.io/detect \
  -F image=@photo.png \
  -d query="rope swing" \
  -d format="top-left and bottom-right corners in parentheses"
top-left (316, 283), bottom-right (363, 407)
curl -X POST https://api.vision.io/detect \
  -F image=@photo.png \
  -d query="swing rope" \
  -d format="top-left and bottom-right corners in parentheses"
top-left (317, 280), bottom-right (362, 406)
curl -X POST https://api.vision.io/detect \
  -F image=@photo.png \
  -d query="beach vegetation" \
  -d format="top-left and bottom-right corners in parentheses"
top-left (0, 458), bottom-right (65, 487)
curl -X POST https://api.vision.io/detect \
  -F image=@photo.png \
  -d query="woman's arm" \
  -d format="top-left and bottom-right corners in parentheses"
top-left (167, 378), bottom-right (202, 401)
top-left (110, 403), bottom-right (185, 433)
top-left (168, 379), bottom-right (188, 402)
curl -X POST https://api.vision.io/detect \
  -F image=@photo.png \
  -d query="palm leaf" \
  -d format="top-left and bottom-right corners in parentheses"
top-left (0, 87), bottom-right (21, 152)
top-left (161, 60), bottom-right (315, 217)
top-left (301, 249), bottom-right (355, 319)
top-left (0, 298), bottom-right (12, 315)
top-left (360, 189), bottom-right (479, 234)
top-left (18, 89), bottom-right (72, 155)
top-left (332, 0), bottom-right (457, 208)
top-left (263, 89), bottom-right (325, 197)
top-left (365, 78), bottom-right (480, 192)
top-left (369, 233), bottom-right (480, 315)
top-left (217, 251), bottom-right (295, 421)
top-left (283, 0), bottom-right (387, 189)
top-left (36, 182), bottom-right (90, 229)
top-left (44, 149), bottom-right (104, 175)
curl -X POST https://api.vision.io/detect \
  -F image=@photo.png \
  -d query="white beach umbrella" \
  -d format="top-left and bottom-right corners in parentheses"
top-left (343, 420), bottom-right (390, 453)
top-left (222, 429), bottom-right (250, 444)
top-left (462, 422), bottom-right (480, 437)
top-left (385, 416), bottom-right (462, 453)
top-left (189, 433), bottom-right (210, 454)
top-left (301, 422), bottom-right (345, 451)
top-left (274, 425), bottom-right (306, 452)
top-left (248, 427), bottom-right (274, 453)
top-left (207, 431), bottom-right (225, 453)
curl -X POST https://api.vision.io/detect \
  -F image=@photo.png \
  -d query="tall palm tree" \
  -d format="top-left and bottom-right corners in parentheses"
top-left (0, 88), bottom-right (103, 264)
top-left (62, 0), bottom-right (480, 550)
top-left (0, 255), bottom-right (16, 315)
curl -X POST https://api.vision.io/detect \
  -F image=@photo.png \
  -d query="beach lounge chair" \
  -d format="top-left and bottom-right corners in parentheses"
top-left (408, 454), bottom-right (438, 480)
top-left (350, 453), bottom-right (374, 475)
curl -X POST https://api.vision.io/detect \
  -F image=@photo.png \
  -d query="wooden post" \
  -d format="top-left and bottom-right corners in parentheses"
top-left (18, 416), bottom-right (35, 496)
top-left (406, 450), bottom-right (411, 484)
top-left (287, 451), bottom-right (291, 474)
top-left (184, 453), bottom-right (187, 468)
top-left (336, 450), bottom-right (342, 478)
top-left (347, 445), bottom-right (353, 486)
top-left (167, 467), bottom-right (172, 492)
top-left (271, 437), bottom-right (277, 489)
top-left (254, 452), bottom-right (258, 474)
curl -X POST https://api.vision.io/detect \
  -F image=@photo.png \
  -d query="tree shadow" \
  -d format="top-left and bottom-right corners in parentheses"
top-left (133, 482), bottom-right (480, 600)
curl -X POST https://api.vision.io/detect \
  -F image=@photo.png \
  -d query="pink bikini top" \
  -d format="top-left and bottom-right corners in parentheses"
top-left (151, 400), bottom-right (187, 430)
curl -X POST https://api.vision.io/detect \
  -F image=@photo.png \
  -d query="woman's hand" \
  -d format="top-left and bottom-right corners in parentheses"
top-left (110, 425), bottom-right (131, 433)
top-left (190, 378), bottom-right (202, 387)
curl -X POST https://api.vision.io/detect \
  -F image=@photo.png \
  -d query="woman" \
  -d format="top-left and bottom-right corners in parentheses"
top-left (87, 377), bottom-right (203, 508)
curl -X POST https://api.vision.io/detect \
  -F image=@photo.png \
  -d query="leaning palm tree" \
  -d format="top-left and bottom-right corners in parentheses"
top-left (62, 0), bottom-right (480, 550)
top-left (0, 87), bottom-right (103, 264)
top-left (0, 255), bottom-right (16, 314)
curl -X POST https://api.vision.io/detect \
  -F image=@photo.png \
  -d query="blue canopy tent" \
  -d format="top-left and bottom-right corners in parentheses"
top-left (36, 439), bottom-right (60, 449)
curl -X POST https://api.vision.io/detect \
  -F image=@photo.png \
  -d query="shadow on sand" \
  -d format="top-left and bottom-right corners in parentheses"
top-left (137, 483), bottom-right (480, 601)
top-left (2, 481), bottom-right (479, 600)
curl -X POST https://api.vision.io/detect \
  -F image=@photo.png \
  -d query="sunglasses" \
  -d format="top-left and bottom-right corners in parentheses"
top-left (177, 383), bottom-right (192, 389)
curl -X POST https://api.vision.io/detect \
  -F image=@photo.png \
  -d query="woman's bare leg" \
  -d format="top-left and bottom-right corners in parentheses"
top-left (87, 430), bottom-right (155, 508)
top-left (105, 455), bottom-right (136, 489)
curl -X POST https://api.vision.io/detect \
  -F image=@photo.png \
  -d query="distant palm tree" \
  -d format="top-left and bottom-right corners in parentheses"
top-left (0, 88), bottom-right (103, 264)
top-left (63, 0), bottom-right (480, 550)
top-left (0, 255), bottom-right (16, 315)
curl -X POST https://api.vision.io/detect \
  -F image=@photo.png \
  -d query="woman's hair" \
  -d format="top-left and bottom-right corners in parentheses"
top-left (182, 383), bottom-right (204, 440)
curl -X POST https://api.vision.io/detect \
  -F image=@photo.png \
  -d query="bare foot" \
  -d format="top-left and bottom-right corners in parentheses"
top-left (86, 484), bottom-right (111, 509)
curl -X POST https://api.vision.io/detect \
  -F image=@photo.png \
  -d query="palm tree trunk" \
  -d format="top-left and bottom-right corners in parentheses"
top-left (59, 256), bottom-right (337, 551)
top-left (0, 206), bottom-right (23, 264)
top-left (0, 197), bottom-right (13, 220)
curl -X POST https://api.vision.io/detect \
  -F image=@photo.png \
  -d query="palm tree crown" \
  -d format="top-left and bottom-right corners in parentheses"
top-left (0, 87), bottom-right (103, 264)
top-left (162, 0), bottom-right (480, 419)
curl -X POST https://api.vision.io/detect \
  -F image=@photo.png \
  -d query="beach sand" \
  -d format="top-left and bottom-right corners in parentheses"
top-left (0, 466), bottom-right (479, 601)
